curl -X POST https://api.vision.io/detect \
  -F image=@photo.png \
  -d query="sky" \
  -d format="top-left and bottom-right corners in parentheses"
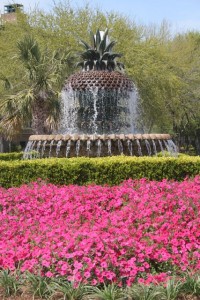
top-left (1, 0), bottom-right (200, 34)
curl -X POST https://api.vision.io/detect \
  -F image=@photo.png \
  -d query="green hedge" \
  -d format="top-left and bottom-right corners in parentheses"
top-left (0, 156), bottom-right (199, 188)
top-left (0, 152), bottom-right (23, 161)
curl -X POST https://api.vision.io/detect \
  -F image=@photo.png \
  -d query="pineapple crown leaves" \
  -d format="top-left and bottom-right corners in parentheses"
top-left (77, 28), bottom-right (124, 71)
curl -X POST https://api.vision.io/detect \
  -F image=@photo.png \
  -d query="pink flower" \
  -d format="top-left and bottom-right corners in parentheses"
top-left (84, 271), bottom-right (91, 278)
top-left (46, 271), bottom-right (53, 277)
top-left (73, 261), bottom-right (83, 270)
top-left (0, 176), bottom-right (199, 284)
top-left (101, 262), bottom-right (107, 268)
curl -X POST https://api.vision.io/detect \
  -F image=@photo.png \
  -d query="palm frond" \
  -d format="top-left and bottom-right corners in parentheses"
top-left (0, 88), bottom-right (34, 120)
top-left (0, 115), bottom-right (23, 139)
top-left (1, 34), bottom-right (72, 136)
top-left (17, 35), bottom-right (41, 64)
top-left (0, 74), bottom-right (13, 90)
top-left (45, 93), bottom-right (60, 131)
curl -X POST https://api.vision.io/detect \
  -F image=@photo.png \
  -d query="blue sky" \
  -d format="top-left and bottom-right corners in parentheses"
top-left (1, 0), bottom-right (200, 33)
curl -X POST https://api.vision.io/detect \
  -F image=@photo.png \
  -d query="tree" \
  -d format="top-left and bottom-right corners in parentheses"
top-left (0, 35), bottom-right (72, 137)
top-left (168, 31), bottom-right (200, 154)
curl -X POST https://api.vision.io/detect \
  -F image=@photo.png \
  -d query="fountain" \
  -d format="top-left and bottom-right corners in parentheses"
top-left (24, 29), bottom-right (177, 158)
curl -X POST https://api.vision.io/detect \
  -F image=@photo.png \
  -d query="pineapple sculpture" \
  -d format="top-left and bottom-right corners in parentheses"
top-left (25, 29), bottom-right (175, 159)
top-left (61, 29), bottom-right (136, 135)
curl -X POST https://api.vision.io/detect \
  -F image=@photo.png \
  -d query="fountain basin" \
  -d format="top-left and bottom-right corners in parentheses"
top-left (24, 133), bottom-right (177, 159)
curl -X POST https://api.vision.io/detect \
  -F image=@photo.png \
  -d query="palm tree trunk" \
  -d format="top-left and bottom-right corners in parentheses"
top-left (31, 96), bottom-right (48, 135)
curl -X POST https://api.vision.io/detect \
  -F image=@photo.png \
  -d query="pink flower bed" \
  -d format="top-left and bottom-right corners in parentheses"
top-left (0, 176), bottom-right (200, 285)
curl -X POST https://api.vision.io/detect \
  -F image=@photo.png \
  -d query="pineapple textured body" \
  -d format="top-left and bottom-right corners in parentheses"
top-left (64, 70), bottom-right (133, 91)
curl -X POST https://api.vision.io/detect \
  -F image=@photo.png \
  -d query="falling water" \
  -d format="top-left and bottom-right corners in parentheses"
top-left (36, 141), bottom-right (42, 158)
top-left (164, 140), bottom-right (173, 155)
top-left (29, 141), bottom-right (36, 159)
top-left (86, 139), bottom-right (91, 156)
top-left (128, 88), bottom-right (139, 133)
top-left (23, 140), bottom-right (34, 159)
top-left (168, 139), bottom-right (178, 156)
top-left (136, 139), bottom-right (142, 156)
top-left (92, 87), bottom-right (98, 134)
top-left (107, 139), bottom-right (112, 156)
top-left (56, 140), bottom-right (62, 157)
top-left (24, 135), bottom-right (178, 158)
top-left (145, 139), bottom-right (151, 156)
top-left (66, 140), bottom-right (71, 157)
top-left (152, 140), bottom-right (157, 156)
top-left (75, 140), bottom-right (81, 156)
top-left (49, 140), bottom-right (54, 158)
top-left (163, 140), bottom-right (178, 156)
top-left (97, 139), bottom-right (102, 156)
top-left (158, 139), bottom-right (165, 155)
top-left (59, 86), bottom-right (78, 134)
top-left (127, 139), bottom-right (133, 156)
top-left (59, 86), bottom-right (139, 135)
top-left (118, 140), bottom-right (124, 155)
top-left (41, 140), bottom-right (47, 158)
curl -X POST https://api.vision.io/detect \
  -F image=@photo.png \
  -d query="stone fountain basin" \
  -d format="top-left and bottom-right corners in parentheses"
top-left (29, 133), bottom-right (171, 141)
top-left (23, 133), bottom-right (177, 159)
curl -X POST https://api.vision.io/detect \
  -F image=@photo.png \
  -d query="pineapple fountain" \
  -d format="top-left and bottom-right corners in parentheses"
top-left (24, 29), bottom-right (177, 158)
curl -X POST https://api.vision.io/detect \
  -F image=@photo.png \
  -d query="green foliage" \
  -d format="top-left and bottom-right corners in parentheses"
top-left (155, 279), bottom-right (183, 300)
top-left (0, 12), bottom-right (32, 97)
top-left (88, 283), bottom-right (125, 300)
top-left (128, 284), bottom-right (160, 300)
top-left (180, 273), bottom-right (200, 296)
top-left (26, 272), bottom-right (53, 299)
top-left (0, 34), bottom-right (72, 137)
top-left (168, 32), bottom-right (200, 154)
top-left (50, 278), bottom-right (88, 300)
top-left (1, 270), bottom-right (200, 299)
top-left (0, 152), bottom-right (23, 161)
top-left (0, 156), bottom-right (199, 188)
top-left (0, 270), bottom-right (22, 297)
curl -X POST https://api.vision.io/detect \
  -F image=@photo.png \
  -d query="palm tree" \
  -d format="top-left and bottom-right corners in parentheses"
top-left (0, 35), bottom-right (71, 138)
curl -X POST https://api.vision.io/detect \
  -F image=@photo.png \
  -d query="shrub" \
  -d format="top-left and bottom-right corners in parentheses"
top-left (0, 152), bottom-right (23, 161)
top-left (0, 156), bottom-right (199, 188)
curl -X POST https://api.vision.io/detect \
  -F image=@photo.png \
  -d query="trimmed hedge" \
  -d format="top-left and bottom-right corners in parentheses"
top-left (0, 152), bottom-right (23, 161)
top-left (0, 156), bottom-right (199, 188)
